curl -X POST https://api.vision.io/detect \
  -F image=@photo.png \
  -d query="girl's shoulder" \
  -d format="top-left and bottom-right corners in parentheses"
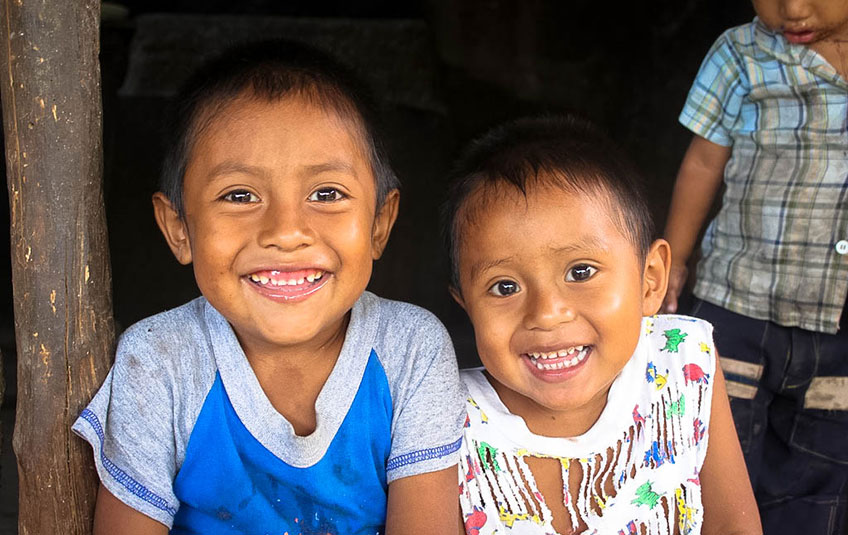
top-left (640, 314), bottom-right (716, 370)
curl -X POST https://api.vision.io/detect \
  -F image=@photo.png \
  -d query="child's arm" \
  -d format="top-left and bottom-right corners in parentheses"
top-left (699, 362), bottom-right (762, 535)
top-left (661, 135), bottom-right (730, 313)
top-left (94, 485), bottom-right (169, 535)
top-left (385, 466), bottom-right (459, 535)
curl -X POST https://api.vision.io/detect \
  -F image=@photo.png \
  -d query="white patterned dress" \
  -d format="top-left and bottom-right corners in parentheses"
top-left (459, 315), bottom-right (716, 535)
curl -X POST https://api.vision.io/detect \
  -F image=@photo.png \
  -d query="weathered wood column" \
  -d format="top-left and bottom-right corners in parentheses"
top-left (0, 1), bottom-right (115, 533)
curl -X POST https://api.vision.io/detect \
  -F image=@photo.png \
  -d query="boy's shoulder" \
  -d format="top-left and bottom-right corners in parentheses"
top-left (116, 296), bottom-right (215, 374)
top-left (355, 291), bottom-right (456, 375)
top-left (357, 291), bottom-right (450, 343)
top-left (712, 18), bottom-right (786, 62)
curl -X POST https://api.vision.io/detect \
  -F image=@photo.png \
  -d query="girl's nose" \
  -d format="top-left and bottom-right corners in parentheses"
top-left (523, 289), bottom-right (576, 330)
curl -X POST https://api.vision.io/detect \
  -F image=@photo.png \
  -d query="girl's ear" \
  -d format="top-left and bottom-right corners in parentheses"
top-left (371, 189), bottom-right (400, 260)
top-left (642, 239), bottom-right (671, 316)
top-left (449, 285), bottom-right (466, 311)
top-left (152, 192), bottom-right (193, 265)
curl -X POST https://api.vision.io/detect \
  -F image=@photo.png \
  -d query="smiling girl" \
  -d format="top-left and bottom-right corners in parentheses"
top-left (445, 116), bottom-right (761, 535)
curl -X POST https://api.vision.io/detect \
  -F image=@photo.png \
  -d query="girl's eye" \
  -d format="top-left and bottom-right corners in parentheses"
top-left (488, 280), bottom-right (520, 297)
top-left (222, 190), bottom-right (258, 203)
top-left (566, 264), bottom-right (597, 282)
top-left (308, 188), bottom-right (345, 202)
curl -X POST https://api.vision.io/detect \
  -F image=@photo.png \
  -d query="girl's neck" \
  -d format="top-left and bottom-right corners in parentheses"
top-left (486, 371), bottom-right (610, 439)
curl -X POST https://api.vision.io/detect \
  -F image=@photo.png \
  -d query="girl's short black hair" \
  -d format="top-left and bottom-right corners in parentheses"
top-left (443, 114), bottom-right (655, 289)
top-left (160, 39), bottom-right (398, 217)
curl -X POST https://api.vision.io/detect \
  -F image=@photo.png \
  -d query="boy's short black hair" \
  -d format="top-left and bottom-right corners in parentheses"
top-left (160, 39), bottom-right (399, 217)
top-left (444, 114), bottom-right (655, 289)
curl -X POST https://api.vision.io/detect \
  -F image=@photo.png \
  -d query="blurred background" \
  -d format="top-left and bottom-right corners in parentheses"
top-left (0, 0), bottom-right (755, 528)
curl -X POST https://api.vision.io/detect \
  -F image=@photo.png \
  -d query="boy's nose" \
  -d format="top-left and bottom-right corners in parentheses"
top-left (523, 289), bottom-right (576, 330)
top-left (780, 0), bottom-right (812, 22)
top-left (256, 203), bottom-right (314, 251)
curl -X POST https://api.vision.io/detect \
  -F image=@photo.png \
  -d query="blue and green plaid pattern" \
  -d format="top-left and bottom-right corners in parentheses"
top-left (680, 18), bottom-right (848, 334)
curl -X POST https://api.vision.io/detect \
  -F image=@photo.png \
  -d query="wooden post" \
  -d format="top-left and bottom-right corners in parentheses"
top-left (0, 1), bottom-right (115, 533)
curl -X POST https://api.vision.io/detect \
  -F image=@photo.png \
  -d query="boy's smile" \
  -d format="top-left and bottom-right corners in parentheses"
top-left (453, 181), bottom-right (668, 436)
top-left (154, 93), bottom-right (398, 362)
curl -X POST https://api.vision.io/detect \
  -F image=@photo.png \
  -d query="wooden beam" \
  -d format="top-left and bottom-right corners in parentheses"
top-left (0, 1), bottom-right (115, 533)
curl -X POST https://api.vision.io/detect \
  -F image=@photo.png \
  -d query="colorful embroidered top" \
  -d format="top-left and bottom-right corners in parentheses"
top-left (73, 292), bottom-right (464, 534)
top-left (680, 17), bottom-right (848, 334)
top-left (459, 315), bottom-right (715, 535)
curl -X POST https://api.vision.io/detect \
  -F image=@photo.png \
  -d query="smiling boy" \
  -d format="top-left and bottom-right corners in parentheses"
top-left (72, 42), bottom-right (464, 535)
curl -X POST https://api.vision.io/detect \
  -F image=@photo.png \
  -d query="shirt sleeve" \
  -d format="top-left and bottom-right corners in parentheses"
top-left (383, 308), bottom-right (465, 484)
top-left (679, 30), bottom-right (749, 147)
top-left (72, 325), bottom-right (180, 528)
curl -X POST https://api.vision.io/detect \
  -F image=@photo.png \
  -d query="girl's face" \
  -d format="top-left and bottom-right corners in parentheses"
top-left (452, 182), bottom-right (668, 436)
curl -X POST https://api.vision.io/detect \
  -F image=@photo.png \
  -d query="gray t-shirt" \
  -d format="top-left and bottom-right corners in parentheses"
top-left (72, 291), bottom-right (464, 531)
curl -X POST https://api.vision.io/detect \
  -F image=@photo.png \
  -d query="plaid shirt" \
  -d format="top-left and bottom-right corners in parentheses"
top-left (680, 18), bottom-right (848, 334)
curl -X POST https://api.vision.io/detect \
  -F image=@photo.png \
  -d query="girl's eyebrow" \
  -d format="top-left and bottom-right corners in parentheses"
top-left (550, 235), bottom-right (608, 255)
top-left (469, 256), bottom-right (515, 281)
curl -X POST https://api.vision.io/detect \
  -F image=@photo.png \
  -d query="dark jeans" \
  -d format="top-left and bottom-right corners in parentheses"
top-left (690, 299), bottom-right (848, 535)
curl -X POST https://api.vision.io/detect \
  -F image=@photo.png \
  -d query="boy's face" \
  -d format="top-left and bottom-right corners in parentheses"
top-left (154, 94), bottom-right (398, 358)
top-left (752, 0), bottom-right (848, 43)
top-left (452, 182), bottom-right (668, 433)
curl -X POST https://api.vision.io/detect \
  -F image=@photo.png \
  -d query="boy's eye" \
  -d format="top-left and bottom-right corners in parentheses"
top-left (222, 190), bottom-right (258, 203)
top-left (488, 280), bottom-right (520, 297)
top-left (308, 188), bottom-right (345, 202)
top-left (566, 264), bottom-right (597, 282)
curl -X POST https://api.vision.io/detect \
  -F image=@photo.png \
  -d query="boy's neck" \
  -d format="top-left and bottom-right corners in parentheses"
top-left (810, 39), bottom-right (848, 80)
top-left (238, 313), bottom-right (350, 437)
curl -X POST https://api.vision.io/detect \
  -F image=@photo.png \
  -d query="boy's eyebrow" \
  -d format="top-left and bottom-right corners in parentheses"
top-left (300, 160), bottom-right (358, 178)
top-left (206, 161), bottom-right (267, 180)
top-left (204, 159), bottom-right (359, 181)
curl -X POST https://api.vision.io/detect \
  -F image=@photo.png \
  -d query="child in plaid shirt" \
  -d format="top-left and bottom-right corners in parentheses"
top-left (662, 2), bottom-right (848, 534)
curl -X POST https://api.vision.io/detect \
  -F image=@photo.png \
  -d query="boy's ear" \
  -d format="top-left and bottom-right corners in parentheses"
top-left (641, 239), bottom-right (671, 316)
top-left (152, 192), bottom-right (193, 265)
top-left (370, 189), bottom-right (400, 260)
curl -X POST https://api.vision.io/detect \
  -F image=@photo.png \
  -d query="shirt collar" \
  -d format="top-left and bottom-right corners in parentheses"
top-left (752, 16), bottom-right (847, 87)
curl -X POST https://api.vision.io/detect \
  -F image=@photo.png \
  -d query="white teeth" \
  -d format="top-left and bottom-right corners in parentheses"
top-left (250, 270), bottom-right (325, 286)
top-left (528, 346), bottom-right (590, 371)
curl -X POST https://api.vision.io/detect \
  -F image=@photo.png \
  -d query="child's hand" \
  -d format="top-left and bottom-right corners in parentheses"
top-left (661, 264), bottom-right (689, 313)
